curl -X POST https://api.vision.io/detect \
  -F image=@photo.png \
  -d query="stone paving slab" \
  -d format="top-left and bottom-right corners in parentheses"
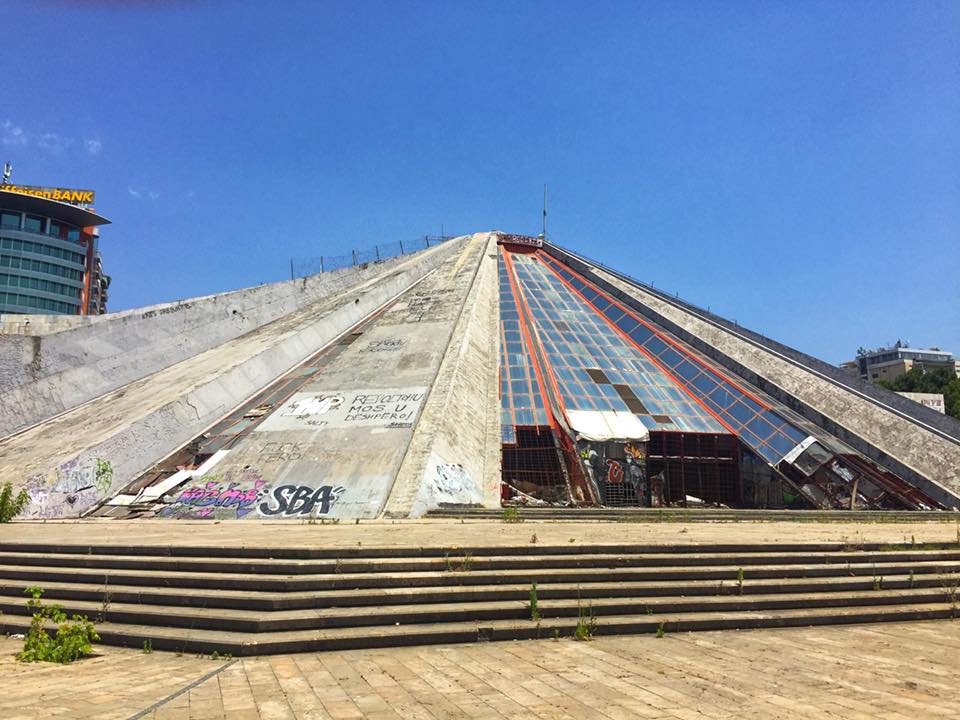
top-left (3, 517), bottom-right (960, 551)
top-left (0, 620), bottom-right (958, 718)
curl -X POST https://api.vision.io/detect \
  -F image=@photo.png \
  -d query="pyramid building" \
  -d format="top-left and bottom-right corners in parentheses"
top-left (2, 231), bottom-right (958, 520)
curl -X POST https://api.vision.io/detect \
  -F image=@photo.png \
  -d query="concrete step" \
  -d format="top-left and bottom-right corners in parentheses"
top-left (2, 549), bottom-right (959, 575)
top-left (1, 541), bottom-right (954, 558)
top-left (3, 572), bottom-right (955, 611)
top-left (1, 559), bottom-right (957, 592)
top-left (427, 508), bottom-right (955, 523)
top-left (0, 587), bottom-right (954, 634)
top-left (1, 602), bottom-right (955, 656)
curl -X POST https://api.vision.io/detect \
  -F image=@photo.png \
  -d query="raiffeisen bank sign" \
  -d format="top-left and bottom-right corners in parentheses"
top-left (2, 183), bottom-right (95, 206)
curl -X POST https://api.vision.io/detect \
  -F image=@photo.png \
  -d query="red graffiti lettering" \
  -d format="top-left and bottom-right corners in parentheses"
top-left (606, 459), bottom-right (623, 484)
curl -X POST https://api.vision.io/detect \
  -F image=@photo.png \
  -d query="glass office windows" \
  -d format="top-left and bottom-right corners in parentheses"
top-left (24, 215), bottom-right (45, 233)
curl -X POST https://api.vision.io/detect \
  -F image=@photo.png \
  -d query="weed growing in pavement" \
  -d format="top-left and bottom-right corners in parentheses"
top-left (736, 568), bottom-right (744, 595)
top-left (142, 639), bottom-right (152, 654)
top-left (573, 590), bottom-right (596, 641)
top-left (97, 580), bottom-right (112, 623)
top-left (939, 573), bottom-right (960, 617)
top-left (0, 482), bottom-right (29, 523)
top-left (655, 622), bottom-right (665, 639)
top-left (446, 553), bottom-right (473, 572)
top-left (553, 628), bottom-right (560, 641)
top-left (909, 570), bottom-right (915, 588)
top-left (16, 586), bottom-right (99, 664)
top-left (501, 507), bottom-right (522, 523)
top-left (528, 582), bottom-right (540, 621)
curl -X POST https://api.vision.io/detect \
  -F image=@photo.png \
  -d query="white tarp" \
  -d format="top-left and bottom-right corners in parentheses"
top-left (567, 410), bottom-right (649, 443)
top-left (782, 435), bottom-right (817, 465)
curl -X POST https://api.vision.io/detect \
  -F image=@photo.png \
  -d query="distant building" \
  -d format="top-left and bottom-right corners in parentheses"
top-left (0, 179), bottom-right (111, 316)
top-left (843, 345), bottom-right (958, 382)
top-left (897, 392), bottom-right (946, 414)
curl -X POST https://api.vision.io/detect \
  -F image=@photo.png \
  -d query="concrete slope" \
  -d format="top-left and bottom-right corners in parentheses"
top-left (0, 249), bottom-right (435, 439)
top-left (137, 233), bottom-right (502, 521)
top-left (546, 245), bottom-right (960, 506)
top-left (0, 238), bottom-right (465, 518)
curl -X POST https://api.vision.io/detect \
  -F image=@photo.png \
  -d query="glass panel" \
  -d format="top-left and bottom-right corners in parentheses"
top-left (24, 215), bottom-right (45, 233)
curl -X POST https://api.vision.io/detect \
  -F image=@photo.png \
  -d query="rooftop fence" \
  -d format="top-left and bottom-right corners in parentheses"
top-left (290, 235), bottom-right (455, 279)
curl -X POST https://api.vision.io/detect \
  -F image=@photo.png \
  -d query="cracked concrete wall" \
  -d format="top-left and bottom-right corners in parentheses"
top-left (548, 248), bottom-right (960, 507)
top-left (0, 246), bottom-right (445, 440)
top-left (384, 233), bottom-right (502, 517)
top-left (0, 238), bottom-right (466, 518)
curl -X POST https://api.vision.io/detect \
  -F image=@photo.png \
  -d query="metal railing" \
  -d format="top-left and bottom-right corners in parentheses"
top-left (289, 234), bottom-right (455, 279)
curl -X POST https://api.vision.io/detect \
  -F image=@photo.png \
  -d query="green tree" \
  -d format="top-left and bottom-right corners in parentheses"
top-left (0, 482), bottom-right (29, 523)
top-left (877, 367), bottom-right (960, 420)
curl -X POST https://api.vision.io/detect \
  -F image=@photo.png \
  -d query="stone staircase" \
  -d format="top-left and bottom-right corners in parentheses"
top-left (427, 507), bottom-right (955, 522)
top-left (0, 542), bottom-right (957, 656)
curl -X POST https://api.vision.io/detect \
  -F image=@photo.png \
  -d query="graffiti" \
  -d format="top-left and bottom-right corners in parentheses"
top-left (94, 459), bottom-right (113, 493)
top-left (258, 484), bottom-right (345, 517)
top-left (400, 289), bottom-right (455, 322)
top-left (411, 453), bottom-right (483, 515)
top-left (434, 463), bottom-right (475, 495)
top-left (606, 458), bottom-right (624, 484)
top-left (21, 456), bottom-right (114, 518)
top-left (256, 387), bottom-right (428, 432)
top-left (281, 394), bottom-right (343, 417)
top-left (625, 442), bottom-right (646, 464)
top-left (359, 338), bottom-right (405, 353)
top-left (141, 302), bottom-right (192, 320)
top-left (258, 442), bottom-right (306, 463)
top-left (580, 440), bottom-right (648, 506)
top-left (158, 469), bottom-right (268, 519)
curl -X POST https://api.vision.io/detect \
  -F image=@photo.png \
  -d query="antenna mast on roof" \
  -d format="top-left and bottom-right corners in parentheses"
top-left (540, 184), bottom-right (547, 241)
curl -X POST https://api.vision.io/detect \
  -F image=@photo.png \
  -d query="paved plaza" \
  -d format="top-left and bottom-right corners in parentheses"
top-left (1, 518), bottom-right (960, 718)
top-left (3, 517), bottom-right (960, 550)
top-left (1, 620), bottom-right (958, 719)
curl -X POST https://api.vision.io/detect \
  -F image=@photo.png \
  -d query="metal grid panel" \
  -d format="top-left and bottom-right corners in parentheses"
top-left (506, 253), bottom-right (725, 433)
top-left (539, 253), bottom-right (810, 465)
top-left (498, 253), bottom-right (550, 433)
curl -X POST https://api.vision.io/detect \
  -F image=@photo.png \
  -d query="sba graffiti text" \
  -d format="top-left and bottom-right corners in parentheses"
top-left (259, 484), bottom-right (346, 517)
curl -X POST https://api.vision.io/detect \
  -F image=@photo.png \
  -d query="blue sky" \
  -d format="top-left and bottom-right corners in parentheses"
top-left (3, 1), bottom-right (958, 363)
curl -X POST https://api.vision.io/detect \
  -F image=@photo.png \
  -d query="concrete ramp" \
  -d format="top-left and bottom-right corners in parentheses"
top-left (0, 238), bottom-right (470, 518)
top-left (132, 232), bottom-right (501, 521)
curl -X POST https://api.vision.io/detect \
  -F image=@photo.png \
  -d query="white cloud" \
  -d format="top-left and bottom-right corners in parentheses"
top-left (36, 133), bottom-right (73, 153)
top-left (85, 138), bottom-right (102, 155)
top-left (128, 187), bottom-right (161, 201)
top-left (1, 120), bottom-right (27, 147)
